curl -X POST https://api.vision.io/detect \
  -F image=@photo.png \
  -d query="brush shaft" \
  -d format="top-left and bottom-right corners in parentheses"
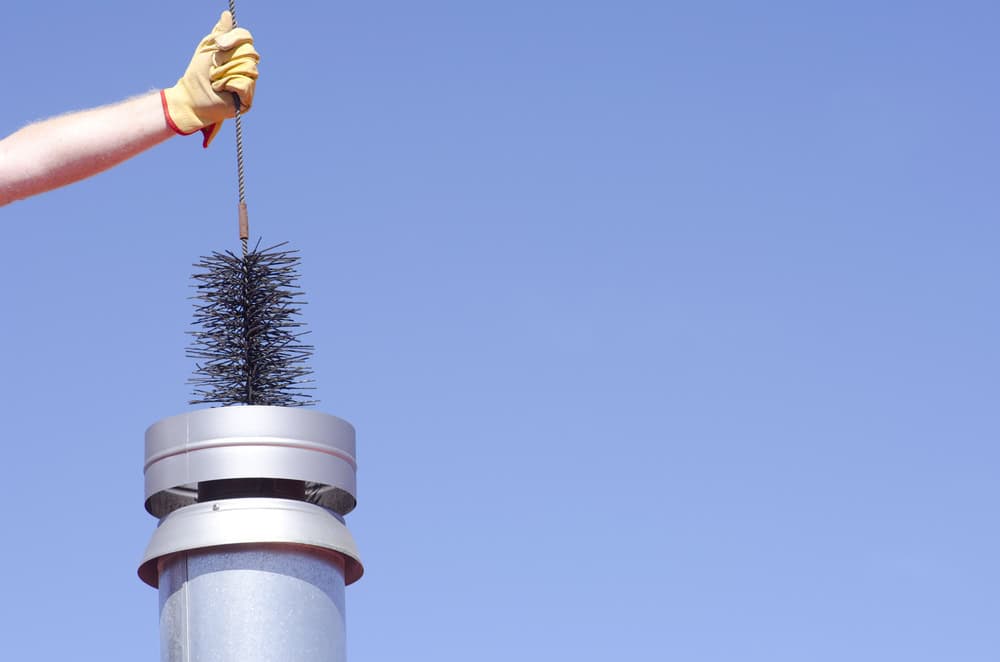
top-left (229, 0), bottom-right (249, 254)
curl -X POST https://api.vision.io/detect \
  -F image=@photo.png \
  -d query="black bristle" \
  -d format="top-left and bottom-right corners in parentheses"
top-left (187, 240), bottom-right (317, 407)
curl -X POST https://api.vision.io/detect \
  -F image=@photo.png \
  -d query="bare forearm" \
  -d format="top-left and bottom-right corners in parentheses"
top-left (0, 92), bottom-right (174, 206)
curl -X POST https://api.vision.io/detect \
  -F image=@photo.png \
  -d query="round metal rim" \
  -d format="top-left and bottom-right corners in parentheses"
top-left (139, 498), bottom-right (363, 588)
top-left (144, 406), bottom-right (358, 517)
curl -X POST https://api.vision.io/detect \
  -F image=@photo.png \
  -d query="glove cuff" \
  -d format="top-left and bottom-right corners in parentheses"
top-left (160, 88), bottom-right (199, 137)
top-left (200, 123), bottom-right (222, 149)
top-left (162, 89), bottom-right (224, 149)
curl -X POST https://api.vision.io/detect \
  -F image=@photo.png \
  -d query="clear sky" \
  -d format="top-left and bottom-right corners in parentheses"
top-left (0, 1), bottom-right (997, 660)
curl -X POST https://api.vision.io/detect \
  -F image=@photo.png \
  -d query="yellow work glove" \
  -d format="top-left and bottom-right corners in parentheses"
top-left (161, 11), bottom-right (260, 148)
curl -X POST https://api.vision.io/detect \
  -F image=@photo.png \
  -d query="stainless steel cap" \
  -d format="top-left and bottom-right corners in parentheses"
top-left (144, 406), bottom-right (357, 518)
top-left (138, 498), bottom-right (364, 588)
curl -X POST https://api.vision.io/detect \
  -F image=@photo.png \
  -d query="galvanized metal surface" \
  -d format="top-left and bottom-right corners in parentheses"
top-left (144, 406), bottom-right (357, 517)
top-left (160, 546), bottom-right (347, 662)
top-left (139, 498), bottom-right (363, 588)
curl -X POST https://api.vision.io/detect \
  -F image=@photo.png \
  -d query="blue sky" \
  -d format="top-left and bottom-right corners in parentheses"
top-left (0, 1), bottom-right (998, 660)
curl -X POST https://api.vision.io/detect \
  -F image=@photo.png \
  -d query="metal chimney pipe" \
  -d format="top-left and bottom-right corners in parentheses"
top-left (138, 406), bottom-right (363, 662)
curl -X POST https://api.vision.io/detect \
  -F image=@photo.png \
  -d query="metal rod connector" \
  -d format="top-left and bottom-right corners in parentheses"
top-left (239, 202), bottom-right (249, 241)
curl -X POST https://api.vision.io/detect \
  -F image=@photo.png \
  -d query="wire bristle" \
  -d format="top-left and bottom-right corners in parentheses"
top-left (187, 240), bottom-right (317, 407)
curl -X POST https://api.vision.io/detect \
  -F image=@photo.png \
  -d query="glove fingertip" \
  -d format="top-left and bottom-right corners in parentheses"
top-left (214, 10), bottom-right (234, 34)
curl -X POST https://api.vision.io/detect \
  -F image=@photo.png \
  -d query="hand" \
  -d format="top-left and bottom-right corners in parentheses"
top-left (162, 11), bottom-right (260, 147)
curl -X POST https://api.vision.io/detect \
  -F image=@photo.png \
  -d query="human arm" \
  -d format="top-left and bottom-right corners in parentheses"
top-left (0, 93), bottom-right (173, 206)
top-left (0, 11), bottom-right (258, 208)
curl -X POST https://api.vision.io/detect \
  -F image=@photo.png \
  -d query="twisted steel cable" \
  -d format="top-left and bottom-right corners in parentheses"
top-left (228, 0), bottom-right (249, 257)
